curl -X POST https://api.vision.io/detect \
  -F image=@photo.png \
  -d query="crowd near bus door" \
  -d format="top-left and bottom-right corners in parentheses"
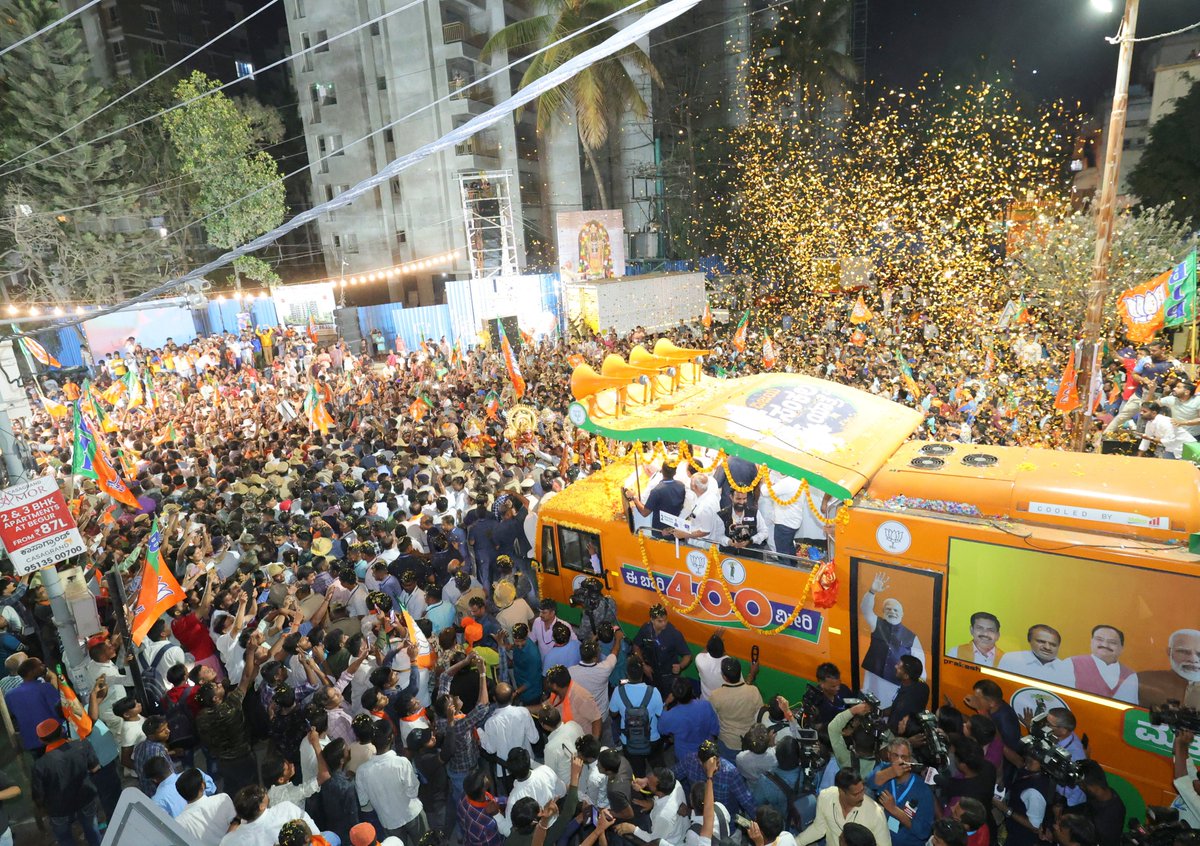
top-left (848, 558), bottom-right (943, 707)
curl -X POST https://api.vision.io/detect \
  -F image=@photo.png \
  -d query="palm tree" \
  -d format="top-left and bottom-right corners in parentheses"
top-left (751, 0), bottom-right (859, 117)
top-left (482, 0), bottom-right (662, 210)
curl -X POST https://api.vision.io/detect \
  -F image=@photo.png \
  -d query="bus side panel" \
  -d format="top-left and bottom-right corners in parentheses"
top-left (597, 529), bottom-right (847, 700)
top-left (843, 506), bottom-right (1183, 811)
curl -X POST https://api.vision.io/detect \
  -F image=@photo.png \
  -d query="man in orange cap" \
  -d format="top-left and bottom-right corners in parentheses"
top-left (349, 820), bottom-right (403, 846)
top-left (31, 718), bottom-right (103, 846)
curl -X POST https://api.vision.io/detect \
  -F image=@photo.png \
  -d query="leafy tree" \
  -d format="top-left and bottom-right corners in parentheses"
top-left (482, 0), bottom-right (661, 209)
top-left (1128, 78), bottom-right (1200, 224)
top-left (163, 71), bottom-right (286, 288)
top-left (1007, 203), bottom-right (1197, 324)
top-left (0, 0), bottom-right (167, 303)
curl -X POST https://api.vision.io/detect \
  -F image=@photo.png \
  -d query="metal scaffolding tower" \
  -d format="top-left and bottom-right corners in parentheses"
top-left (850, 0), bottom-right (868, 79)
top-left (459, 171), bottom-right (518, 280)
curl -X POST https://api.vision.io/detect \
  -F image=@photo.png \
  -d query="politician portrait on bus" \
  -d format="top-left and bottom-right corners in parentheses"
top-left (945, 539), bottom-right (1200, 709)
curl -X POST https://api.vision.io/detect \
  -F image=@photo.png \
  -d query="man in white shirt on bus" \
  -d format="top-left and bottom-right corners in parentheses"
top-left (668, 474), bottom-right (724, 548)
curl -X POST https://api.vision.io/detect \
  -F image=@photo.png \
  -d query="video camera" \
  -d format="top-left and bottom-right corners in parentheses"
top-left (844, 692), bottom-right (889, 748)
top-left (1122, 807), bottom-right (1199, 846)
top-left (1020, 713), bottom-right (1083, 787)
top-left (913, 710), bottom-right (949, 768)
top-left (1149, 701), bottom-right (1200, 734)
top-left (569, 577), bottom-right (604, 612)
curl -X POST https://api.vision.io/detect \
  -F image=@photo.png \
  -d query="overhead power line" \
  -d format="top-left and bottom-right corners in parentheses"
top-left (12, 0), bottom-right (703, 338)
top-left (0, 0), bottom-right (103, 59)
top-left (0, 0), bottom-right (426, 180)
top-left (0, 0), bottom-right (285, 172)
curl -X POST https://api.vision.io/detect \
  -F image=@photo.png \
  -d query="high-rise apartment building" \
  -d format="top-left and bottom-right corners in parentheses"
top-left (72, 0), bottom-right (255, 82)
top-left (283, 0), bottom-right (661, 304)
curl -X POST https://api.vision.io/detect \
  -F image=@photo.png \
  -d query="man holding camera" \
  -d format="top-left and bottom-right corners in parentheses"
top-left (570, 577), bottom-right (617, 642)
top-left (1171, 729), bottom-right (1200, 827)
top-left (719, 490), bottom-right (766, 553)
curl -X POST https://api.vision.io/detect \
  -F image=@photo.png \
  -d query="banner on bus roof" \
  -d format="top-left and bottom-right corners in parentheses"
top-left (568, 374), bottom-right (923, 500)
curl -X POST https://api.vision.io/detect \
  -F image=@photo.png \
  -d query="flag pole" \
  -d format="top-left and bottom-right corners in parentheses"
top-left (104, 569), bottom-right (152, 709)
top-left (1192, 306), bottom-right (1198, 382)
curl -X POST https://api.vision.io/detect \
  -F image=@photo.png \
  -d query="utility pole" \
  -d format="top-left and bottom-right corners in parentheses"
top-left (0, 349), bottom-right (86, 677)
top-left (1071, 0), bottom-right (1140, 452)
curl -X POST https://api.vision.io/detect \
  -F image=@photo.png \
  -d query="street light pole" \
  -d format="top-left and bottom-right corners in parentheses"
top-left (1071, 0), bottom-right (1140, 452)
top-left (0, 366), bottom-right (86, 679)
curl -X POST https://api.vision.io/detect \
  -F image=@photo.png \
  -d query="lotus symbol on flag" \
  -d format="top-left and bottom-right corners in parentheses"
top-left (155, 580), bottom-right (175, 603)
top-left (1126, 288), bottom-right (1165, 324)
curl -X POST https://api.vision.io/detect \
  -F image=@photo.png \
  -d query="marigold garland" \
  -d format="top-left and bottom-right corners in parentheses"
top-left (582, 439), bottom-right (854, 522)
top-left (713, 558), bottom-right (820, 636)
top-left (763, 468), bottom-right (807, 506)
top-left (679, 442), bottom-right (724, 474)
top-left (530, 558), bottom-right (545, 599)
top-left (638, 532), bottom-right (710, 614)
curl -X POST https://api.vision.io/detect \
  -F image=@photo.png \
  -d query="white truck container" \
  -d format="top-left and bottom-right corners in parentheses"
top-left (567, 271), bottom-right (707, 335)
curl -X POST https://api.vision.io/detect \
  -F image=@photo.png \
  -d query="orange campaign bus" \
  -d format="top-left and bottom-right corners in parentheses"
top-left (536, 340), bottom-right (1200, 815)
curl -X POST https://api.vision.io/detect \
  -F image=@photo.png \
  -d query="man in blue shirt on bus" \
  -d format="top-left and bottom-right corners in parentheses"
top-left (871, 736), bottom-right (934, 846)
top-left (625, 463), bottom-right (686, 533)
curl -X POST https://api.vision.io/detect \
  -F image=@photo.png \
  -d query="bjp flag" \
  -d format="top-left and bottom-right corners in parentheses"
top-left (20, 337), bottom-right (60, 368)
top-left (731, 310), bottom-right (749, 353)
top-left (1053, 350), bottom-right (1081, 413)
top-left (762, 336), bottom-right (777, 369)
top-left (498, 320), bottom-right (525, 399)
top-left (849, 295), bottom-right (873, 325)
top-left (130, 520), bottom-right (185, 646)
top-left (39, 394), bottom-right (69, 419)
top-left (1117, 272), bottom-right (1168, 343)
top-left (702, 303), bottom-right (713, 329)
top-left (402, 608), bottom-right (434, 669)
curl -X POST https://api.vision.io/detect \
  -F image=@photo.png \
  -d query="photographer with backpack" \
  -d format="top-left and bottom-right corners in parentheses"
top-left (611, 656), bottom-right (665, 777)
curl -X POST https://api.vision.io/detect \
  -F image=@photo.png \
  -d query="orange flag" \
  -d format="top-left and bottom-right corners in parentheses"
top-left (1053, 350), bottom-right (1081, 413)
top-left (1116, 271), bottom-right (1168, 343)
top-left (20, 337), bottom-right (61, 368)
top-left (732, 310), bottom-right (749, 353)
top-left (498, 320), bottom-right (526, 399)
top-left (850, 295), bottom-right (873, 325)
top-left (762, 336), bottom-right (777, 369)
top-left (402, 608), bottom-right (434, 669)
top-left (850, 328), bottom-right (867, 346)
top-left (130, 520), bottom-right (185, 646)
top-left (702, 303), bottom-right (712, 329)
top-left (93, 447), bottom-right (140, 509)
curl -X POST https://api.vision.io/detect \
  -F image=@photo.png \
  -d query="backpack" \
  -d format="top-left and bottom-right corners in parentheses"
top-left (163, 686), bottom-right (198, 750)
top-left (617, 684), bottom-right (655, 756)
top-left (137, 643), bottom-right (174, 713)
top-left (690, 804), bottom-right (739, 846)
top-left (764, 770), bottom-right (808, 830)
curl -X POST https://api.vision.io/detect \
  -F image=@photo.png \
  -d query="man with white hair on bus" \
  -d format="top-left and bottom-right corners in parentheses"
top-left (1139, 629), bottom-right (1200, 710)
top-left (859, 572), bottom-right (925, 708)
top-left (665, 473), bottom-right (723, 549)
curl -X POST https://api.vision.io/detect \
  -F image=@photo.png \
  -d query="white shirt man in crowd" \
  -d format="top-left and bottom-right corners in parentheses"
top-left (494, 747), bottom-right (565, 836)
top-left (479, 683), bottom-right (539, 762)
top-left (354, 721), bottom-right (424, 840)
top-left (797, 768), bottom-right (892, 846)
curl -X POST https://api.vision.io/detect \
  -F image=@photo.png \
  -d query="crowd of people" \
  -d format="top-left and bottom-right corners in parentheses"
top-left (0, 289), bottom-right (1191, 846)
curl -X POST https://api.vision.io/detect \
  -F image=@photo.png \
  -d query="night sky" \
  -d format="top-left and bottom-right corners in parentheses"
top-left (867, 0), bottom-right (1200, 109)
